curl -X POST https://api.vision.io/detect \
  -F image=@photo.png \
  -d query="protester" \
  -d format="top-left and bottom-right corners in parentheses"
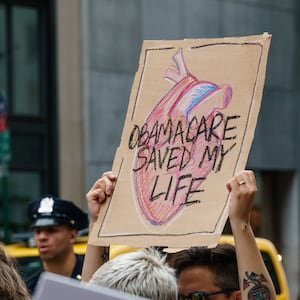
top-left (173, 170), bottom-right (276, 300)
top-left (0, 244), bottom-right (31, 300)
top-left (88, 247), bottom-right (177, 300)
top-left (82, 170), bottom-right (276, 300)
top-left (26, 195), bottom-right (88, 295)
top-left (175, 244), bottom-right (240, 299)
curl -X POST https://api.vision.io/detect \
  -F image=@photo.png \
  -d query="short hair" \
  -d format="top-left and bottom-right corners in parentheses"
top-left (88, 247), bottom-right (177, 300)
top-left (0, 245), bottom-right (31, 300)
top-left (175, 244), bottom-right (240, 291)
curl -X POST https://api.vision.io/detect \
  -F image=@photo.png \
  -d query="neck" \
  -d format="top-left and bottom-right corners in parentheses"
top-left (43, 252), bottom-right (77, 277)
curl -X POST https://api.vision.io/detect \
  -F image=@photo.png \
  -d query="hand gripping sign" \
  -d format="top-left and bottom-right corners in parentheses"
top-left (90, 33), bottom-right (271, 248)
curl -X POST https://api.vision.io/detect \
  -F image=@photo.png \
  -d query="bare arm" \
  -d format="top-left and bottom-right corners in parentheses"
top-left (226, 170), bottom-right (276, 300)
top-left (81, 171), bottom-right (116, 282)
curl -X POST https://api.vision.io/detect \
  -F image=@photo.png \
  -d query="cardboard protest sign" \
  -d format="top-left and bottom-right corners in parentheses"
top-left (33, 272), bottom-right (148, 300)
top-left (90, 33), bottom-right (271, 248)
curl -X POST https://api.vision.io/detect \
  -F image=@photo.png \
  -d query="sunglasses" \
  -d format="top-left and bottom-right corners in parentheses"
top-left (178, 288), bottom-right (238, 300)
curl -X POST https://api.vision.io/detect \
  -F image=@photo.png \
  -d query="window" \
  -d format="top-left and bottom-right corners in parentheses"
top-left (0, 0), bottom-right (57, 242)
top-left (12, 6), bottom-right (41, 116)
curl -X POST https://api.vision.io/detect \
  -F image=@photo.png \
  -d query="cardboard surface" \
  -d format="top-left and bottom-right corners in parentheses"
top-left (33, 272), bottom-right (149, 300)
top-left (90, 33), bottom-right (271, 248)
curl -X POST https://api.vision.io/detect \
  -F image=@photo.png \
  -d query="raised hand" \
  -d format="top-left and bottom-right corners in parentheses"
top-left (86, 171), bottom-right (116, 224)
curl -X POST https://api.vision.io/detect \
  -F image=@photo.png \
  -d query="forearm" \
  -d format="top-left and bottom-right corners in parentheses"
top-left (81, 222), bottom-right (108, 282)
top-left (231, 219), bottom-right (276, 300)
top-left (81, 244), bottom-right (108, 282)
top-left (82, 171), bottom-right (116, 282)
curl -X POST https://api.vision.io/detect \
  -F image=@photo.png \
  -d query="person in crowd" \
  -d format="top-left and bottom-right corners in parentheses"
top-left (82, 170), bottom-right (276, 300)
top-left (0, 244), bottom-right (31, 300)
top-left (26, 195), bottom-right (88, 295)
top-left (175, 244), bottom-right (245, 299)
top-left (174, 170), bottom-right (276, 300)
top-left (88, 247), bottom-right (177, 300)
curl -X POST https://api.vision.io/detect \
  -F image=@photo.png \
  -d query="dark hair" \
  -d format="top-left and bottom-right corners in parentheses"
top-left (174, 244), bottom-right (239, 292)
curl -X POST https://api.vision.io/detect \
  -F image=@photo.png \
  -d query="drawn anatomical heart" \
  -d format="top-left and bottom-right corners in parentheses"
top-left (133, 48), bottom-right (232, 226)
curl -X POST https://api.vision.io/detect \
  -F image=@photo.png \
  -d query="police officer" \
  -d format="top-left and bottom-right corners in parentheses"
top-left (26, 195), bottom-right (88, 295)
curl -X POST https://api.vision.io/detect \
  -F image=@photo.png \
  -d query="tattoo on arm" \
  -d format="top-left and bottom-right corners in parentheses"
top-left (243, 272), bottom-right (271, 300)
top-left (101, 246), bottom-right (109, 263)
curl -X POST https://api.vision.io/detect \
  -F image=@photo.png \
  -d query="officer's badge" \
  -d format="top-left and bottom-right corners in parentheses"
top-left (38, 197), bottom-right (54, 213)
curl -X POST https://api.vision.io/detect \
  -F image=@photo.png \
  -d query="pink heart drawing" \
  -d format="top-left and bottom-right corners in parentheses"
top-left (132, 48), bottom-right (232, 225)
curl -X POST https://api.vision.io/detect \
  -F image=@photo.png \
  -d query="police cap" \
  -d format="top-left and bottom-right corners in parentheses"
top-left (27, 195), bottom-right (88, 231)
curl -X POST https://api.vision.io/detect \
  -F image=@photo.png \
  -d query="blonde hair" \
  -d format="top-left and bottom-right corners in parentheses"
top-left (89, 247), bottom-right (177, 300)
top-left (0, 244), bottom-right (31, 300)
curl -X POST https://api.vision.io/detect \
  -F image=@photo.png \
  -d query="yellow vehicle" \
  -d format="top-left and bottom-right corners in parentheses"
top-left (219, 235), bottom-right (290, 300)
top-left (4, 236), bottom-right (88, 282)
top-left (4, 235), bottom-right (290, 300)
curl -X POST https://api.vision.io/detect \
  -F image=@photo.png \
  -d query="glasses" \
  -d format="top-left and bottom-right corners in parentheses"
top-left (178, 288), bottom-right (238, 300)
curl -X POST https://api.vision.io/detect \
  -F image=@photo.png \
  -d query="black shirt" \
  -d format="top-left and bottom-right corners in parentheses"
top-left (26, 254), bottom-right (84, 295)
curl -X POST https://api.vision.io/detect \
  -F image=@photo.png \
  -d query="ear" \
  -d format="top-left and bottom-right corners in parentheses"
top-left (230, 290), bottom-right (241, 300)
top-left (69, 229), bottom-right (78, 243)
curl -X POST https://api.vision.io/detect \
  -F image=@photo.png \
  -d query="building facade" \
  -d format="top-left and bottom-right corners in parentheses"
top-left (0, 0), bottom-right (299, 298)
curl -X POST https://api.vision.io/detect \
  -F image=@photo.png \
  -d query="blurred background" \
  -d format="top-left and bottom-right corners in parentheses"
top-left (0, 0), bottom-right (299, 298)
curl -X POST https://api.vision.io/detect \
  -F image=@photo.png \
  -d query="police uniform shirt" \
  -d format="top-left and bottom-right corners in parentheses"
top-left (26, 254), bottom-right (84, 295)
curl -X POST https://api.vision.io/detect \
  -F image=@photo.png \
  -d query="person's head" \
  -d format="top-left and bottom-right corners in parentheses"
top-left (0, 244), bottom-right (31, 300)
top-left (88, 247), bottom-right (177, 300)
top-left (27, 195), bottom-right (88, 261)
top-left (175, 244), bottom-right (240, 300)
